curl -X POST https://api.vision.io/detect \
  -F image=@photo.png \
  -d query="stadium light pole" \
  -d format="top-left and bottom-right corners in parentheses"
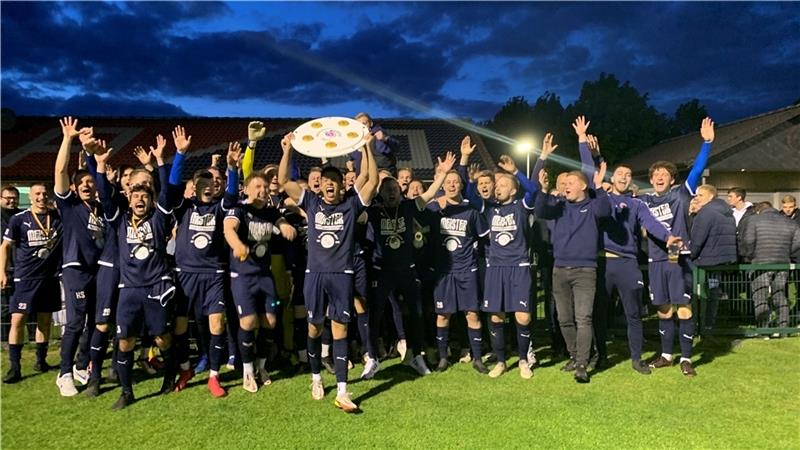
top-left (515, 139), bottom-right (534, 178)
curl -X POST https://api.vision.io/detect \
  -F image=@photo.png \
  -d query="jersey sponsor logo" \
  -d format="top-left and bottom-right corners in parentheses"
top-left (314, 212), bottom-right (344, 231)
top-left (380, 217), bottom-right (406, 235)
top-left (188, 212), bottom-right (216, 233)
top-left (439, 217), bottom-right (467, 237)
top-left (246, 219), bottom-right (273, 257)
top-left (491, 213), bottom-right (517, 246)
top-left (649, 203), bottom-right (674, 229)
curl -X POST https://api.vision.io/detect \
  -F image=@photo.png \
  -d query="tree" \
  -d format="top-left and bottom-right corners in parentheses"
top-left (564, 73), bottom-right (672, 165)
top-left (672, 99), bottom-right (708, 136)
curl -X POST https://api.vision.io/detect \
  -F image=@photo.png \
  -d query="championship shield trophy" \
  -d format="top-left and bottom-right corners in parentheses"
top-left (291, 117), bottom-right (370, 158)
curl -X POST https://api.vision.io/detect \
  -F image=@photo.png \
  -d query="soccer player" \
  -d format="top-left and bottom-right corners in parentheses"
top-left (278, 131), bottom-right (379, 413)
top-left (480, 152), bottom-right (541, 379)
top-left (51, 117), bottom-right (108, 396)
top-left (429, 155), bottom-right (491, 374)
top-left (223, 168), bottom-right (296, 393)
top-left (1, 182), bottom-right (62, 383)
top-left (1, 185), bottom-right (22, 348)
top-left (533, 122), bottom-right (612, 384)
top-left (169, 127), bottom-right (241, 397)
top-left (367, 152), bottom-right (456, 376)
top-left (578, 133), bottom-right (680, 374)
top-left (641, 117), bottom-right (715, 377)
top-left (94, 133), bottom-right (179, 409)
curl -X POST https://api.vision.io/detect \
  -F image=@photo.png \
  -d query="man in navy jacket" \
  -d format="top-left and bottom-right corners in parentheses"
top-left (533, 126), bottom-right (612, 384)
top-left (690, 184), bottom-right (738, 332)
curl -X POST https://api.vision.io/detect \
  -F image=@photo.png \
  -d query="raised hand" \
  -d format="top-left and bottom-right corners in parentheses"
top-left (593, 161), bottom-right (608, 188)
top-left (94, 140), bottom-right (113, 165)
top-left (78, 128), bottom-right (100, 154)
top-left (150, 134), bottom-right (167, 162)
top-left (538, 168), bottom-right (549, 190)
top-left (497, 154), bottom-right (517, 174)
top-left (436, 151), bottom-right (456, 176)
top-left (461, 135), bottom-right (476, 156)
top-left (468, 162), bottom-right (481, 182)
top-left (59, 116), bottom-right (84, 139)
top-left (248, 121), bottom-right (266, 143)
top-left (587, 134), bottom-right (601, 155)
top-left (280, 132), bottom-right (294, 153)
top-left (572, 116), bottom-right (590, 142)
top-left (133, 146), bottom-right (153, 166)
top-left (106, 165), bottom-right (118, 182)
top-left (172, 125), bottom-right (191, 153)
top-left (227, 141), bottom-right (242, 168)
top-left (700, 117), bottom-right (715, 142)
top-left (211, 154), bottom-right (222, 168)
top-left (539, 133), bottom-right (558, 160)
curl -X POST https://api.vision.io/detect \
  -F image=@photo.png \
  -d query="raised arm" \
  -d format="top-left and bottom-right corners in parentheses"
top-left (685, 117), bottom-right (714, 193)
top-left (93, 143), bottom-right (119, 221)
top-left (354, 143), bottom-right (370, 191)
top-left (243, 121), bottom-right (266, 179)
top-left (357, 133), bottom-right (379, 204)
top-left (531, 133), bottom-right (557, 192)
top-left (416, 151), bottom-right (456, 210)
top-left (55, 117), bottom-right (91, 195)
top-left (458, 135), bottom-right (475, 185)
top-left (572, 116), bottom-right (596, 187)
top-left (278, 133), bottom-right (303, 203)
top-left (222, 141), bottom-right (242, 210)
top-left (150, 133), bottom-right (173, 211)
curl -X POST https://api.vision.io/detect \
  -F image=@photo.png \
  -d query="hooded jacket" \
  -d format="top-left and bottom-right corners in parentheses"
top-left (690, 197), bottom-right (738, 266)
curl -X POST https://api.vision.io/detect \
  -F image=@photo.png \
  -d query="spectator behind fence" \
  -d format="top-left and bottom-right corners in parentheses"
top-left (781, 195), bottom-right (800, 227)
top-left (690, 184), bottom-right (738, 331)
top-left (726, 187), bottom-right (754, 228)
top-left (739, 201), bottom-right (800, 331)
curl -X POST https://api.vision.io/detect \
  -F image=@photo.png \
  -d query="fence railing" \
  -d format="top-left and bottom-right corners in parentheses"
top-left (693, 263), bottom-right (799, 336)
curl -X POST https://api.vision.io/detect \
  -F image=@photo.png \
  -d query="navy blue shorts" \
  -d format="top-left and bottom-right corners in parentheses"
top-left (95, 264), bottom-right (119, 325)
top-left (648, 258), bottom-right (693, 306)
top-left (10, 277), bottom-right (61, 314)
top-left (482, 265), bottom-right (532, 313)
top-left (304, 272), bottom-right (354, 325)
top-left (175, 272), bottom-right (226, 317)
top-left (116, 280), bottom-right (176, 338)
top-left (352, 255), bottom-right (369, 299)
top-left (230, 272), bottom-right (277, 318)
top-left (62, 267), bottom-right (97, 324)
top-left (433, 270), bottom-right (479, 314)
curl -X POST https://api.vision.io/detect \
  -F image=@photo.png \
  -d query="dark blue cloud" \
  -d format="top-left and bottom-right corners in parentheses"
top-left (1, 1), bottom-right (798, 122)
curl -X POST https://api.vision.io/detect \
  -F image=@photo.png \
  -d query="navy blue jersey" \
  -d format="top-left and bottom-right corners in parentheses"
top-left (640, 183), bottom-right (693, 262)
top-left (54, 190), bottom-right (106, 270)
top-left (174, 195), bottom-right (235, 273)
top-left (602, 193), bottom-right (670, 259)
top-left (300, 189), bottom-right (368, 274)
top-left (225, 204), bottom-right (283, 276)
top-left (283, 207), bottom-right (308, 273)
top-left (483, 199), bottom-right (533, 267)
top-left (267, 193), bottom-right (289, 255)
top-left (3, 209), bottom-right (62, 281)
top-left (427, 200), bottom-right (489, 273)
top-left (98, 165), bottom-right (176, 287)
top-left (368, 199), bottom-right (418, 271)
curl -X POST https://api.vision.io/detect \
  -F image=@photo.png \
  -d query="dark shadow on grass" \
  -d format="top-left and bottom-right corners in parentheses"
top-left (351, 361), bottom-right (420, 406)
top-left (692, 335), bottom-right (739, 368)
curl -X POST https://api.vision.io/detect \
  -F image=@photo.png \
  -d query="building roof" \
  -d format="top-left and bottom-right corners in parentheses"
top-left (1, 116), bottom-right (493, 182)
top-left (625, 104), bottom-right (800, 176)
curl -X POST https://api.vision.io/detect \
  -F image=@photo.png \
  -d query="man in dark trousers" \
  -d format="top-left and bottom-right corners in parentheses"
top-left (740, 202), bottom-right (800, 332)
top-left (690, 184), bottom-right (739, 332)
top-left (533, 118), bottom-right (612, 384)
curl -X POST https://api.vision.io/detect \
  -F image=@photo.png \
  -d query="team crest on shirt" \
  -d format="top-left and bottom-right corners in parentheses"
top-left (246, 219), bottom-right (273, 257)
top-left (440, 217), bottom-right (467, 252)
top-left (88, 213), bottom-right (106, 248)
top-left (314, 211), bottom-right (343, 249)
top-left (491, 213), bottom-right (517, 246)
top-left (127, 222), bottom-right (154, 260)
top-left (189, 212), bottom-right (216, 249)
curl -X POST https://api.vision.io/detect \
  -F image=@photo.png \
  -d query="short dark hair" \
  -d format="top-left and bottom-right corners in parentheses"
top-left (648, 161), bottom-right (677, 180)
top-left (71, 169), bottom-right (93, 185)
top-left (727, 187), bottom-right (746, 200)
top-left (193, 169), bottom-right (213, 184)
top-left (755, 201), bottom-right (773, 213)
top-left (119, 164), bottom-right (135, 175)
top-left (613, 164), bottom-right (632, 173)
top-left (320, 166), bottom-right (343, 183)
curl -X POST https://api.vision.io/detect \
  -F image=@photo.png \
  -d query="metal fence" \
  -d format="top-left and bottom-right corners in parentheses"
top-left (693, 263), bottom-right (799, 336)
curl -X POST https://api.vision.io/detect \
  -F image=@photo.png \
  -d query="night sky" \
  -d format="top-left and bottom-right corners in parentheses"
top-left (2, 1), bottom-right (798, 122)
